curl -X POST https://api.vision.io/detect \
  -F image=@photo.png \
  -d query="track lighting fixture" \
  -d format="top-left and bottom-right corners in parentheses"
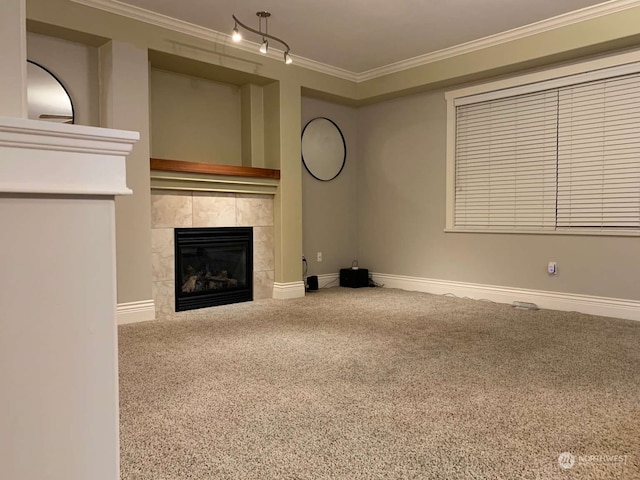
top-left (231, 11), bottom-right (292, 64)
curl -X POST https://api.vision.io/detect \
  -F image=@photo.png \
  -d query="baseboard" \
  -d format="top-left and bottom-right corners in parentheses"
top-left (372, 273), bottom-right (640, 322)
top-left (117, 300), bottom-right (156, 325)
top-left (272, 281), bottom-right (306, 300)
top-left (317, 273), bottom-right (340, 289)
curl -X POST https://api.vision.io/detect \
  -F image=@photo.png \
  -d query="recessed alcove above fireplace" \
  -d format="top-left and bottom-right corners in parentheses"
top-left (175, 227), bottom-right (253, 311)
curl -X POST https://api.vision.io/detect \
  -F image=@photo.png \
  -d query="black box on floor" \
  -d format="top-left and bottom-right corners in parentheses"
top-left (340, 268), bottom-right (369, 288)
top-left (307, 275), bottom-right (318, 291)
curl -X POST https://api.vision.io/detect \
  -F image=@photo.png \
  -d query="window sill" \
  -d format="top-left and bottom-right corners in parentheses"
top-left (444, 228), bottom-right (640, 237)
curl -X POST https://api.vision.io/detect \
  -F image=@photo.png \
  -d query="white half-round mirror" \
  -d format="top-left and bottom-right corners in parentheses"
top-left (27, 60), bottom-right (74, 124)
top-left (301, 117), bottom-right (346, 181)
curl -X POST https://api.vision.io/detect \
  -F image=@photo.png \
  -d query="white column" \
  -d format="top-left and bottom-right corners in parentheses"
top-left (0, 117), bottom-right (138, 480)
top-left (0, 0), bottom-right (27, 117)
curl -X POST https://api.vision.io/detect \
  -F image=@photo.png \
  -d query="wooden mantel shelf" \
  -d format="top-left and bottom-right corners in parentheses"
top-left (150, 158), bottom-right (280, 195)
top-left (150, 158), bottom-right (280, 180)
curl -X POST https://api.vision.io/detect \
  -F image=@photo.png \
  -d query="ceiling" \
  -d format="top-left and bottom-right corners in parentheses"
top-left (107, 0), bottom-right (611, 74)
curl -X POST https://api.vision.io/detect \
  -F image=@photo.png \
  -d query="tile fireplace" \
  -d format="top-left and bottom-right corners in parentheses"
top-left (151, 190), bottom-right (275, 320)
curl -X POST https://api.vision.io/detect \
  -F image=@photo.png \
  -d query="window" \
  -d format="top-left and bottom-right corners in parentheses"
top-left (446, 55), bottom-right (640, 235)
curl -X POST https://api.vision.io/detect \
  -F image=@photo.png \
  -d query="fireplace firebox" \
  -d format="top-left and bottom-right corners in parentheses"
top-left (174, 227), bottom-right (253, 311)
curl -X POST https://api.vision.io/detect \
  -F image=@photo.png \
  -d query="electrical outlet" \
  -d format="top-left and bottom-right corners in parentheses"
top-left (317, 252), bottom-right (323, 262)
top-left (548, 261), bottom-right (557, 275)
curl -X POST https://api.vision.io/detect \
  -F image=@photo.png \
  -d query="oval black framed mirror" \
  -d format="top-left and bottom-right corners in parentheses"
top-left (301, 117), bottom-right (346, 181)
top-left (27, 60), bottom-right (74, 124)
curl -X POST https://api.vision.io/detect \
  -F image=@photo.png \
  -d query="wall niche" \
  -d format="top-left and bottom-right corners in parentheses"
top-left (150, 68), bottom-right (243, 165)
top-left (26, 31), bottom-right (100, 127)
top-left (148, 49), bottom-right (277, 169)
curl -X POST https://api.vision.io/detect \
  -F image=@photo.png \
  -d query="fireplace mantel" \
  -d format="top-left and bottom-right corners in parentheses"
top-left (150, 158), bottom-right (280, 195)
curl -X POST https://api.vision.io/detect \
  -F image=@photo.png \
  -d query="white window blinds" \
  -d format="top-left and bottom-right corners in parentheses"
top-left (454, 70), bottom-right (640, 232)
top-left (557, 74), bottom-right (640, 229)
top-left (455, 90), bottom-right (558, 230)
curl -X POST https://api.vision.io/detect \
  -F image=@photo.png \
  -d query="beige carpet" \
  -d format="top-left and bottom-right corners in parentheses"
top-left (119, 287), bottom-right (640, 479)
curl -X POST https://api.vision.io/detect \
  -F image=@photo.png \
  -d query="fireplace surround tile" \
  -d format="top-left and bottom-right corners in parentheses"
top-left (236, 194), bottom-right (274, 227)
top-left (152, 280), bottom-right (176, 320)
top-left (193, 192), bottom-right (236, 227)
top-left (151, 190), bottom-right (192, 228)
top-left (254, 270), bottom-right (275, 300)
top-left (151, 228), bottom-right (174, 282)
top-left (253, 226), bottom-right (275, 272)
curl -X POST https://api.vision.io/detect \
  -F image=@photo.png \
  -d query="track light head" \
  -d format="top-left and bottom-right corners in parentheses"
top-left (232, 24), bottom-right (242, 42)
top-left (259, 39), bottom-right (269, 54)
top-left (284, 51), bottom-right (293, 65)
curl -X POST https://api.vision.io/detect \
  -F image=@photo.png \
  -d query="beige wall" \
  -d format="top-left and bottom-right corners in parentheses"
top-left (271, 79), bottom-right (303, 287)
top-left (241, 84), bottom-right (265, 168)
top-left (302, 97), bottom-right (358, 277)
top-left (26, 32), bottom-right (99, 126)
top-left (100, 40), bottom-right (153, 305)
top-left (150, 69), bottom-right (242, 165)
top-left (356, 89), bottom-right (640, 300)
top-left (0, 0), bottom-right (26, 117)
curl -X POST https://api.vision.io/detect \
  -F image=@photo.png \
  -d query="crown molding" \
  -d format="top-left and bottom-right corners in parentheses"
top-left (69, 0), bottom-right (358, 81)
top-left (287, 57), bottom-right (360, 82)
top-left (71, 0), bottom-right (640, 83)
top-left (358, 0), bottom-right (640, 81)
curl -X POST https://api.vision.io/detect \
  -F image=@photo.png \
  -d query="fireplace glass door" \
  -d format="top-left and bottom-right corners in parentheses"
top-left (174, 227), bottom-right (253, 311)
